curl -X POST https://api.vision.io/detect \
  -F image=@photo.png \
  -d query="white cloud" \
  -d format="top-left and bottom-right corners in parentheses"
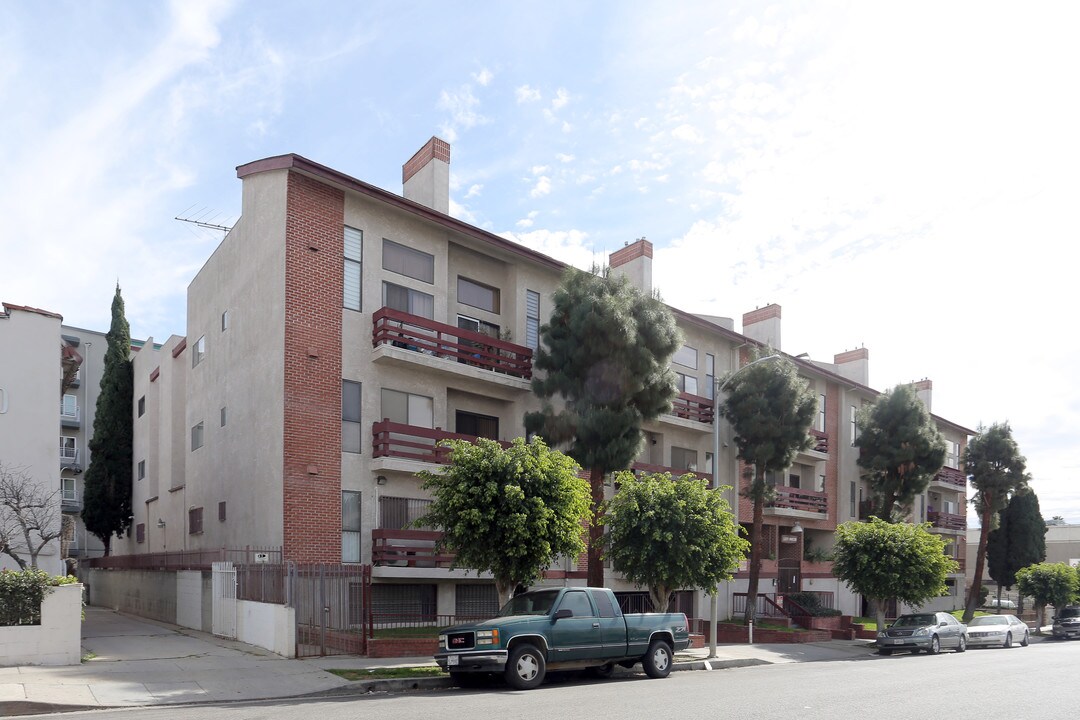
top-left (555, 153), bottom-right (575, 163)
top-left (499, 228), bottom-right (595, 270)
top-left (472, 68), bottom-right (493, 86)
top-left (671, 123), bottom-right (703, 143)
top-left (530, 176), bottom-right (552, 198)
top-left (516, 217), bottom-right (534, 228)
top-left (530, 165), bottom-right (550, 175)
top-left (515, 84), bottom-right (541, 103)
top-left (437, 84), bottom-right (488, 131)
top-left (551, 87), bottom-right (569, 109)
top-left (465, 184), bottom-right (483, 199)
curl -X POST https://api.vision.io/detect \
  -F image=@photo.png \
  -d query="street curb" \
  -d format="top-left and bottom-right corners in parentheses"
top-left (674, 658), bottom-right (772, 671)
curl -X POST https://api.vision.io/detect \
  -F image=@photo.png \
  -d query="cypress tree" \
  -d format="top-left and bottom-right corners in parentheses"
top-left (82, 285), bottom-right (134, 555)
top-left (987, 489), bottom-right (1047, 610)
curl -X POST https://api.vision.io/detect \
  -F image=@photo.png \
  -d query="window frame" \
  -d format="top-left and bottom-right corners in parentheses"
top-left (457, 276), bottom-right (500, 314)
top-left (192, 336), bottom-right (206, 368)
top-left (191, 421), bottom-right (205, 451)
top-left (344, 226), bottom-right (363, 311)
top-left (382, 238), bottom-right (434, 284)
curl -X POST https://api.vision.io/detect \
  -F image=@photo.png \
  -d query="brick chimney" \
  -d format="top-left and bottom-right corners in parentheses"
top-left (742, 304), bottom-right (781, 350)
top-left (833, 348), bottom-right (869, 386)
top-left (609, 237), bottom-right (653, 294)
top-left (913, 378), bottom-right (932, 412)
top-left (403, 137), bottom-right (450, 214)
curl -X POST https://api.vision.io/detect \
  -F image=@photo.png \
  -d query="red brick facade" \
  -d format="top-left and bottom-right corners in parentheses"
top-left (282, 171), bottom-right (345, 562)
top-left (402, 137), bottom-right (451, 184)
top-left (742, 304), bottom-right (781, 327)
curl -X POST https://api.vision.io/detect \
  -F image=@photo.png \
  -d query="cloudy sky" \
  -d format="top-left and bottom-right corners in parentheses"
top-left (2, 1), bottom-right (1077, 522)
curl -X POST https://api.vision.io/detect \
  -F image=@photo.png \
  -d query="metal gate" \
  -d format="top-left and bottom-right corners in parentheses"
top-left (289, 563), bottom-right (370, 657)
top-left (211, 561), bottom-right (237, 639)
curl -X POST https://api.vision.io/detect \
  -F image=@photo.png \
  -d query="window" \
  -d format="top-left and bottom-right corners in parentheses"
top-left (458, 315), bottom-right (500, 338)
top-left (704, 354), bottom-right (715, 400)
top-left (191, 421), bottom-right (204, 451)
top-left (218, 501), bottom-right (227, 522)
top-left (188, 507), bottom-right (203, 534)
top-left (61, 394), bottom-right (77, 419)
top-left (220, 406), bottom-right (227, 427)
top-left (456, 410), bottom-right (499, 440)
top-left (136, 523), bottom-right (145, 544)
top-left (221, 309), bottom-right (230, 331)
top-left (61, 476), bottom-right (76, 502)
top-left (192, 336), bottom-right (206, 367)
top-left (371, 584), bottom-right (437, 620)
top-left (673, 345), bottom-right (698, 369)
top-left (818, 393), bottom-right (826, 432)
top-left (138, 396), bottom-right (145, 417)
top-left (945, 440), bottom-right (960, 469)
top-left (342, 491), bottom-right (361, 563)
top-left (850, 405), bottom-right (858, 446)
top-left (705, 452), bottom-right (714, 475)
top-left (383, 281), bottom-right (434, 319)
top-left (379, 496), bottom-right (433, 530)
top-left (342, 381), bottom-right (362, 453)
top-left (526, 290), bottom-right (540, 350)
top-left (138, 460), bottom-right (145, 480)
top-left (60, 436), bottom-right (77, 461)
top-left (671, 446), bottom-right (698, 471)
top-left (557, 590), bottom-right (595, 617)
top-left (344, 226), bottom-right (363, 311)
top-left (920, 494), bottom-right (926, 522)
top-left (675, 372), bottom-right (698, 395)
top-left (458, 277), bottom-right (500, 313)
top-left (382, 239), bottom-right (434, 283)
top-left (850, 481), bottom-right (856, 518)
top-left (589, 589), bottom-right (618, 618)
top-left (381, 389), bottom-right (433, 427)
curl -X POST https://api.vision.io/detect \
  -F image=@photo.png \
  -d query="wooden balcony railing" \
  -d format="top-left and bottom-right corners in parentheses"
top-left (810, 429), bottom-right (829, 454)
top-left (668, 392), bottom-right (714, 423)
top-left (372, 307), bottom-right (532, 379)
top-left (768, 486), bottom-right (827, 514)
top-left (928, 510), bottom-right (966, 531)
top-left (933, 466), bottom-right (966, 489)
top-left (371, 421), bottom-right (510, 464)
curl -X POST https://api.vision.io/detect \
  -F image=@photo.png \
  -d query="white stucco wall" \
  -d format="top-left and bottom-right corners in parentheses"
top-left (0, 583), bottom-right (83, 666)
top-left (236, 599), bottom-right (295, 657)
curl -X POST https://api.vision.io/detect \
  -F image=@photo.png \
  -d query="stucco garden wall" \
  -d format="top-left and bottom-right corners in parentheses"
top-left (0, 583), bottom-right (83, 666)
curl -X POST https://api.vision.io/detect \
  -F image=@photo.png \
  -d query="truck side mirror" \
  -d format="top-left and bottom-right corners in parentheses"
top-left (554, 608), bottom-right (573, 621)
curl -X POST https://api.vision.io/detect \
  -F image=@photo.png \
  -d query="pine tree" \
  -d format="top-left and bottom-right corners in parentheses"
top-left (855, 384), bottom-right (947, 521)
top-left (81, 285), bottom-right (134, 555)
top-left (525, 267), bottom-right (681, 587)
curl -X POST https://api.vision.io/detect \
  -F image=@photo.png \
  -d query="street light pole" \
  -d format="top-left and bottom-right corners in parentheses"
top-left (708, 353), bottom-right (781, 658)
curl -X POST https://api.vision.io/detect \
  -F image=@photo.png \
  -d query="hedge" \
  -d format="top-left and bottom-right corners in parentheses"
top-left (0, 568), bottom-right (79, 626)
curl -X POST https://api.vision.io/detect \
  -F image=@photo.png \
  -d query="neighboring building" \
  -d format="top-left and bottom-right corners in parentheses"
top-left (966, 523), bottom-right (1080, 590)
top-left (114, 138), bottom-right (973, 619)
top-left (0, 303), bottom-right (68, 574)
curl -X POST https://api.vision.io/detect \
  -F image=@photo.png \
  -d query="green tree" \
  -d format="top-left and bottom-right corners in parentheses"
top-left (963, 422), bottom-right (1028, 621)
top-left (525, 267), bottom-right (681, 587)
top-left (987, 490), bottom-right (1046, 612)
top-left (719, 349), bottom-right (816, 624)
top-left (1016, 562), bottom-right (1079, 631)
top-left (601, 472), bottom-right (749, 612)
top-left (415, 437), bottom-right (591, 604)
top-left (855, 384), bottom-right (946, 521)
top-left (832, 518), bottom-right (958, 631)
top-left (81, 285), bottom-right (134, 555)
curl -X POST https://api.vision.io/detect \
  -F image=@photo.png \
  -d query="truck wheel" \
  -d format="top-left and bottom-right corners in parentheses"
top-left (586, 662), bottom-right (615, 679)
top-left (505, 643), bottom-right (546, 690)
top-left (643, 639), bottom-right (673, 678)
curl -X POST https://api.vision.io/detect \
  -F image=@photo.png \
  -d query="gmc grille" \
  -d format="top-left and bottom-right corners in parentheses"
top-left (447, 631), bottom-right (475, 650)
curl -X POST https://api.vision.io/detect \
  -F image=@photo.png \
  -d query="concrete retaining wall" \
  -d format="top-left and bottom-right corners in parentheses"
top-left (0, 584), bottom-right (83, 666)
top-left (236, 600), bottom-right (295, 657)
top-left (81, 568), bottom-right (213, 632)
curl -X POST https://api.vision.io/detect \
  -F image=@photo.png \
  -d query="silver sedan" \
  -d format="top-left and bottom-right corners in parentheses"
top-left (966, 614), bottom-right (1029, 648)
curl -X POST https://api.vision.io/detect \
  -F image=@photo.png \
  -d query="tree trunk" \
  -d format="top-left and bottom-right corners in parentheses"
top-left (870, 597), bottom-right (886, 633)
top-left (996, 585), bottom-right (1003, 614)
top-left (650, 585), bottom-right (671, 613)
top-left (877, 491), bottom-right (898, 521)
top-left (587, 466), bottom-right (606, 588)
top-left (495, 579), bottom-right (514, 609)
top-left (963, 497), bottom-right (994, 622)
top-left (743, 492), bottom-right (765, 626)
top-left (1036, 603), bottom-right (1045, 633)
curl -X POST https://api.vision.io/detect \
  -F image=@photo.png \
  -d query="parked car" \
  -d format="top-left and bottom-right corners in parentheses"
top-left (876, 612), bottom-right (967, 655)
top-left (434, 587), bottom-right (690, 689)
top-left (982, 597), bottom-right (1018, 610)
top-left (1052, 606), bottom-right (1080, 640)
top-left (966, 614), bottom-right (1029, 648)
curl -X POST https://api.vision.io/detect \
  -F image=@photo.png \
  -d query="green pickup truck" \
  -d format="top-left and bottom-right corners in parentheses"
top-left (435, 586), bottom-right (690, 689)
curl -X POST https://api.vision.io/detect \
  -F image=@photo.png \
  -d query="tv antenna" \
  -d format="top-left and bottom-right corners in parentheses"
top-left (175, 205), bottom-right (234, 234)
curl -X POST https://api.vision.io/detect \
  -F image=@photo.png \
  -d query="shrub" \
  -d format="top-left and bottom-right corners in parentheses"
top-left (0, 569), bottom-right (77, 626)
top-left (785, 591), bottom-right (841, 616)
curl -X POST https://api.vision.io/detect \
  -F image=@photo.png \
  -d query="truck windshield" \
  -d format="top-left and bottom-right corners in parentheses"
top-left (498, 590), bottom-right (560, 616)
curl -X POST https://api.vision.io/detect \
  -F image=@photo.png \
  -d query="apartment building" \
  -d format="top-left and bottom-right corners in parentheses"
top-left (115, 138), bottom-right (972, 619)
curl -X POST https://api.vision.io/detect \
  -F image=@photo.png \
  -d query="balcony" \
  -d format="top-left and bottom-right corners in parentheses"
top-left (629, 462), bottom-right (711, 483)
top-left (371, 421), bottom-right (510, 470)
top-left (662, 392), bottom-right (714, 429)
top-left (60, 447), bottom-right (80, 470)
top-left (60, 402), bottom-right (81, 428)
top-left (795, 429), bottom-right (829, 462)
top-left (928, 510), bottom-right (966, 533)
top-left (61, 492), bottom-right (82, 513)
top-left (371, 308), bottom-right (532, 396)
top-left (765, 486), bottom-right (827, 517)
top-left (930, 465), bottom-right (966, 491)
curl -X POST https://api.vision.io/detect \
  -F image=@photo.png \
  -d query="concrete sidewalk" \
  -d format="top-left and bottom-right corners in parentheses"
top-left (7, 607), bottom-right (1030, 715)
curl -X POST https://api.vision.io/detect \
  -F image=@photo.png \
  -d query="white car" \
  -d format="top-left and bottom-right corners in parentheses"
top-left (966, 614), bottom-right (1029, 648)
top-left (982, 597), bottom-right (1018, 610)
